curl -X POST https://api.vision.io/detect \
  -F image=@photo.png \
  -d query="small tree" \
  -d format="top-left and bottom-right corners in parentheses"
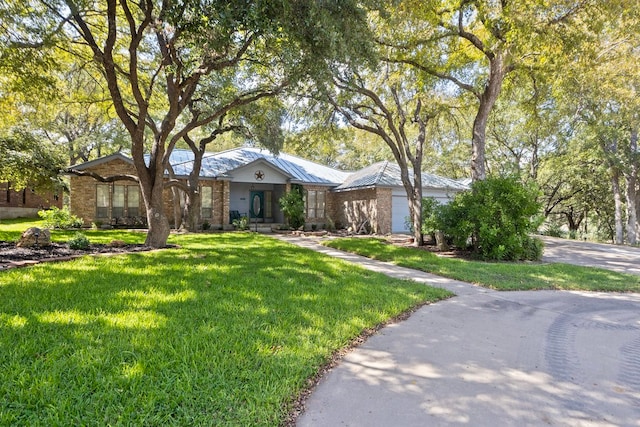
top-left (438, 176), bottom-right (543, 261)
top-left (279, 185), bottom-right (305, 229)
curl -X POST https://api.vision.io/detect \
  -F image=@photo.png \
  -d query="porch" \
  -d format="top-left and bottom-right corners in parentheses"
top-left (228, 182), bottom-right (287, 226)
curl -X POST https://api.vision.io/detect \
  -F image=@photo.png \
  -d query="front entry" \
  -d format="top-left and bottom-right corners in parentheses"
top-left (249, 191), bottom-right (264, 219)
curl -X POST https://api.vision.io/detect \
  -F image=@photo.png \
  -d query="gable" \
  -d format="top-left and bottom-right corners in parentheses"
top-left (228, 159), bottom-right (291, 184)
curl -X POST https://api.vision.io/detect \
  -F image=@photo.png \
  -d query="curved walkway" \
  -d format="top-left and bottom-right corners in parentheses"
top-left (273, 235), bottom-right (640, 426)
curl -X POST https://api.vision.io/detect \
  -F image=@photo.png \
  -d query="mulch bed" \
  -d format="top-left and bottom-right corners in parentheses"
top-left (0, 241), bottom-right (153, 268)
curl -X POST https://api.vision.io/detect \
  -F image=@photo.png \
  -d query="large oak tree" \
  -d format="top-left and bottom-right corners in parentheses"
top-left (7, 0), bottom-right (372, 247)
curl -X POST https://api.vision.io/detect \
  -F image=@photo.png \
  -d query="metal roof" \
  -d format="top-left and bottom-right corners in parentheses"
top-left (165, 147), bottom-right (351, 184)
top-left (75, 148), bottom-right (465, 191)
top-left (334, 161), bottom-right (469, 192)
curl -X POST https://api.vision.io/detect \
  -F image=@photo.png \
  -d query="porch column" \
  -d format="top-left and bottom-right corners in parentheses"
top-left (222, 181), bottom-right (231, 229)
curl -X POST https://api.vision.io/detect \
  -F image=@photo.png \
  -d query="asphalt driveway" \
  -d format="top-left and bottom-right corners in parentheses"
top-left (276, 236), bottom-right (640, 426)
top-left (540, 235), bottom-right (640, 276)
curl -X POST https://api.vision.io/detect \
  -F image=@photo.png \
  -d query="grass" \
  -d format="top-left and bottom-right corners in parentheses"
top-left (0, 217), bottom-right (147, 244)
top-left (0, 225), bottom-right (451, 426)
top-left (323, 237), bottom-right (640, 293)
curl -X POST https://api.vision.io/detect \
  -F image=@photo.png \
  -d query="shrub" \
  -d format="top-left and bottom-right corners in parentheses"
top-left (68, 232), bottom-right (90, 250)
top-left (279, 185), bottom-right (305, 229)
top-left (420, 197), bottom-right (442, 239)
top-left (232, 216), bottom-right (249, 231)
top-left (543, 222), bottom-right (565, 238)
top-left (438, 176), bottom-right (544, 261)
top-left (38, 207), bottom-right (83, 229)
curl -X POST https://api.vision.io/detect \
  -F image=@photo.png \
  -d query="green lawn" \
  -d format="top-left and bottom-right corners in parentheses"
top-left (0, 217), bottom-right (147, 244)
top-left (324, 238), bottom-right (640, 293)
top-left (0, 228), bottom-right (451, 426)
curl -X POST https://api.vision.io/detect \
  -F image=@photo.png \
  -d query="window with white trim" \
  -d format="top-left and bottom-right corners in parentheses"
top-left (305, 190), bottom-right (326, 219)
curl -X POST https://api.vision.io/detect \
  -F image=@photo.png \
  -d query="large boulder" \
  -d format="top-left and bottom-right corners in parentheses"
top-left (17, 227), bottom-right (51, 248)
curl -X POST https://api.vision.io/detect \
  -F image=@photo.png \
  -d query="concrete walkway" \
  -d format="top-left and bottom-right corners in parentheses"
top-left (273, 235), bottom-right (640, 426)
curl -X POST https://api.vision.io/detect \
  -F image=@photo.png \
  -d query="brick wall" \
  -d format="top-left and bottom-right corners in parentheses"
top-left (69, 159), bottom-right (139, 226)
top-left (70, 159), bottom-right (229, 229)
top-left (329, 187), bottom-right (392, 234)
top-left (0, 182), bottom-right (62, 219)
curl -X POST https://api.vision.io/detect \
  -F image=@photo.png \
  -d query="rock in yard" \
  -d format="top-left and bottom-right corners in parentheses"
top-left (17, 227), bottom-right (52, 248)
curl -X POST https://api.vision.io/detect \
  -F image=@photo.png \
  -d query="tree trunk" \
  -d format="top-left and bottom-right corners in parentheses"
top-left (471, 50), bottom-right (509, 182)
top-left (408, 187), bottom-right (424, 247)
top-left (183, 183), bottom-right (201, 232)
top-left (181, 150), bottom-right (204, 232)
top-left (144, 198), bottom-right (171, 248)
top-left (625, 128), bottom-right (638, 245)
top-left (171, 187), bottom-right (183, 230)
top-left (611, 169), bottom-right (624, 245)
top-left (136, 139), bottom-right (171, 248)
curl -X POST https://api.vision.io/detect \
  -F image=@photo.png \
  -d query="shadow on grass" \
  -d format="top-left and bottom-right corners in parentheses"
top-left (0, 233), bottom-right (449, 425)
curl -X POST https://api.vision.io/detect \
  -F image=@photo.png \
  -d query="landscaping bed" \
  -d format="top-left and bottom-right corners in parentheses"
top-left (0, 241), bottom-right (152, 267)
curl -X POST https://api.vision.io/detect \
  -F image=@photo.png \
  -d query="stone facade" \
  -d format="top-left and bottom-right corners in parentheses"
top-left (329, 187), bottom-right (392, 234)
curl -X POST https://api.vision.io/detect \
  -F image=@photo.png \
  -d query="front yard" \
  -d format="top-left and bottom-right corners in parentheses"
top-left (324, 237), bottom-right (640, 292)
top-left (0, 221), bottom-right (450, 426)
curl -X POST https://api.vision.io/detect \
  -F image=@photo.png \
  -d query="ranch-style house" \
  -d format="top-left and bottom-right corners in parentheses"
top-left (68, 147), bottom-right (468, 233)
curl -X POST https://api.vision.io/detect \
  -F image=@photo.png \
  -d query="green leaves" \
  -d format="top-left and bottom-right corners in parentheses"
top-left (438, 176), bottom-right (543, 260)
top-left (0, 128), bottom-right (65, 192)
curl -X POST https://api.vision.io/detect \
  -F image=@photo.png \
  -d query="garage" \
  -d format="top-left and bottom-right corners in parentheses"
top-left (391, 193), bottom-right (411, 233)
top-left (391, 188), bottom-right (461, 234)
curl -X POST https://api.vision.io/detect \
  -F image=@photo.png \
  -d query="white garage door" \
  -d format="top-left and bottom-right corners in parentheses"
top-left (392, 195), bottom-right (411, 233)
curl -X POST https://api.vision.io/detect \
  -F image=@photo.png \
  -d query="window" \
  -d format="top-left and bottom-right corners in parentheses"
top-left (113, 185), bottom-right (125, 217)
top-left (96, 185), bottom-right (110, 218)
top-left (201, 185), bottom-right (213, 219)
top-left (306, 190), bottom-right (326, 219)
top-left (96, 184), bottom-right (140, 219)
top-left (317, 190), bottom-right (325, 218)
top-left (307, 190), bottom-right (316, 219)
top-left (127, 186), bottom-right (140, 217)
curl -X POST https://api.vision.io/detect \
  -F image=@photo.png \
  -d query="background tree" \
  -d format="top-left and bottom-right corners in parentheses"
top-left (0, 128), bottom-right (65, 192)
top-left (382, 0), bottom-right (605, 182)
top-left (324, 61), bottom-right (453, 245)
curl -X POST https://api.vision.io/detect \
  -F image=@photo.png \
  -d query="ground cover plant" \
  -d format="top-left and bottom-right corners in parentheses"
top-left (324, 238), bottom-right (640, 292)
top-left (0, 230), bottom-right (450, 426)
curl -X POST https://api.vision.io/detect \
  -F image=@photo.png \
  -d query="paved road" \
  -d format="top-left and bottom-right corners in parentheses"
top-left (540, 236), bottom-right (640, 276)
top-left (275, 236), bottom-right (640, 426)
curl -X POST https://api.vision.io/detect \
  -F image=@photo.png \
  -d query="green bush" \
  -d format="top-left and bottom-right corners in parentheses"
top-left (420, 197), bottom-right (442, 239)
top-left (38, 207), bottom-right (83, 229)
top-left (232, 216), bottom-right (249, 231)
top-left (279, 185), bottom-right (305, 229)
top-left (68, 232), bottom-right (90, 250)
top-left (543, 222), bottom-right (565, 238)
top-left (438, 176), bottom-right (544, 261)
